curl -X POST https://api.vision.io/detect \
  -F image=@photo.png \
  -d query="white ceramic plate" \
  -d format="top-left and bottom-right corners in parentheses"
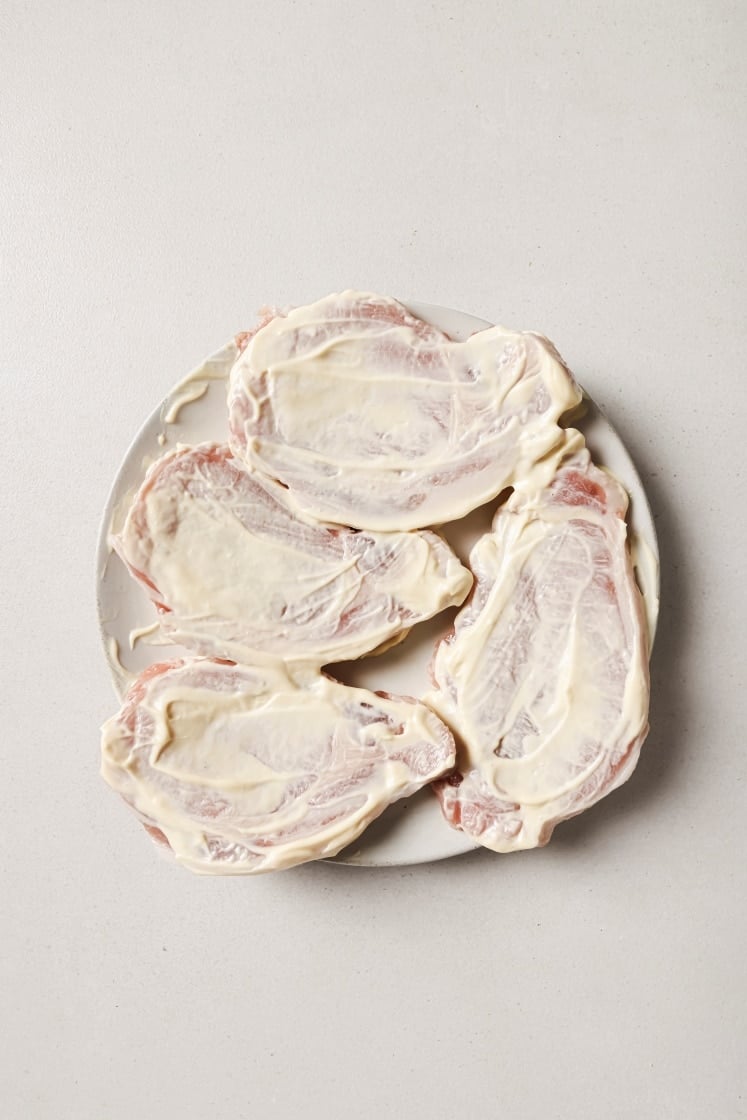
top-left (96, 301), bottom-right (660, 868)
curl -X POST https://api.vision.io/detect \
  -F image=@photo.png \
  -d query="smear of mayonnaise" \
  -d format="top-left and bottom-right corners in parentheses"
top-left (115, 445), bottom-right (472, 666)
top-left (101, 660), bottom-right (455, 874)
top-left (101, 296), bottom-right (655, 872)
top-left (425, 436), bottom-right (650, 852)
top-left (630, 530), bottom-right (660, 651)
top-left (160, 340), bottom-right (239, 427)
top-left (128, 620), bottom-right (167, 650)
top-left (105, 636), bottom-right (134, 691)
top-left (228, 291), bottom-right (583, 531)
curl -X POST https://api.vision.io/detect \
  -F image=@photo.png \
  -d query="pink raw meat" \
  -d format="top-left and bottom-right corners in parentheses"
top-left (101, 658), bottom-right (457, 874)
top-left (113, 443), bottom-right (471, 665)
top-left (227, 291), bottom-right (583, 530)
top-left (425, 438), bottom-right (650, 851)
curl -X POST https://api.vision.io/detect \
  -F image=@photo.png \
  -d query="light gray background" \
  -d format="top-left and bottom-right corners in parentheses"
top-left (2, 2), bottom-right (745, 1117)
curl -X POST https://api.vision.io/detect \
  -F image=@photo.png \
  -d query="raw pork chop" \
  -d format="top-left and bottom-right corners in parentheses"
top-left (425, 434), bottom-right (650, 851)
top-left (227, 291), bottom-right (583, 530)
top-left (113, 443), bottom-right (472, 665)
top-left (101, 658), bottom-right (456, 873)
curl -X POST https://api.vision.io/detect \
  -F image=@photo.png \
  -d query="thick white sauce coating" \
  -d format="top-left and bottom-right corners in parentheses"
top-left (101, 659), bottom-right (456, 874)
top-left (425, 433), bottom-right (650, 852)
top-left (114, 443), bottom-right (472, 666)
top-left (228, 291), bottom-right (583, 530)
top-left (101, 293), bottom-right (653, 870)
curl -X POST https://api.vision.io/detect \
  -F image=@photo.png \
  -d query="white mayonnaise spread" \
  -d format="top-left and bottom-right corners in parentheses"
top-left (228, 291), bottom-right (583, 530)
top-left (161, 340), bottom-right (238, 426)
top-left (101, 292), bottom-right (654, 871)
top-left (128, 621), bottom-right (166, 649)
top-left (425, 432), bottom-right (650, 852)
top-left (101, 659), bottom-right (455, 874)
top-left (115, 444), bottom-right (472, 666)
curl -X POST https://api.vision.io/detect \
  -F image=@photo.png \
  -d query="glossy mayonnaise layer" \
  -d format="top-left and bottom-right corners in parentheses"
top-left (161, 339), bottom-right (240, 425)
top-left (101, 293), bottom-right (654, 871)
top-left (101, 659), bottom-right (456, 874)
top-left (425, 432), bottom-right (650, 852)
top-left (114, 444), bottom-right (472, 665)
top-left (228, 291), bottom-right (583, 530)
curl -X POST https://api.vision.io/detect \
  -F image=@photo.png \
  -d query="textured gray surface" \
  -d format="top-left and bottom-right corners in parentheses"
top-left (2, 2), bottom-right (745, 1117)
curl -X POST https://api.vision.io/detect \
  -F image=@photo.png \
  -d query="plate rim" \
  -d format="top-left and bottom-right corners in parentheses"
top-left (95, 298), bottom-right (659, 869)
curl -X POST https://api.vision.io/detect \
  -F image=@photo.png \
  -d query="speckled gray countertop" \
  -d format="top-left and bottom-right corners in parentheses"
top-left (3, 2), bottom-right (745, 1116)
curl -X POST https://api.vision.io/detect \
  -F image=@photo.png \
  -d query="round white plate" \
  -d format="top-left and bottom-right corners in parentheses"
top-left (96, 301), bottom-right (660, 868)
